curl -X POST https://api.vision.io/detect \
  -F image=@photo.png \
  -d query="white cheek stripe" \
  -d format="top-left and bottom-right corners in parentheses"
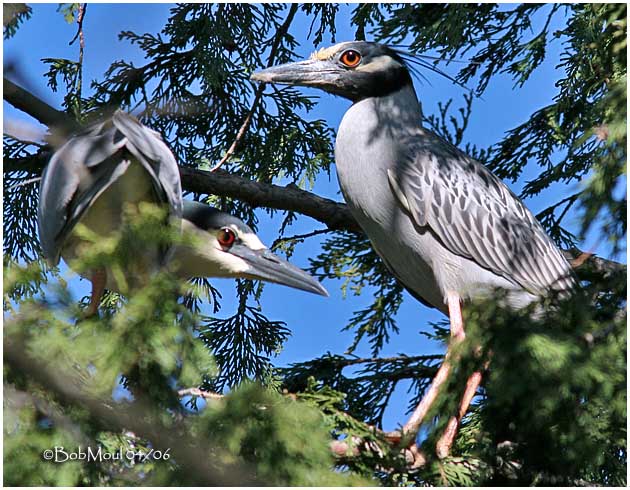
top-left (238, 231), bottom-right (266, 251)
top-left (356, 55), bottom-right (402, 73)
top-left (311, 42), bottom-right (353, 61)
top-left (217, 252), bottom-right (250, 275)
top-left (178, 220), bottom-right (252, 277)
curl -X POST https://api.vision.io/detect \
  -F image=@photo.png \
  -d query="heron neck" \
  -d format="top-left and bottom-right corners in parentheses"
top-left (360, 82), bottom-right (423, 128)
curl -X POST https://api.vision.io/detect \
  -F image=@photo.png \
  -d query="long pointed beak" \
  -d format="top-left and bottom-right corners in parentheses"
top-left (230, 244), bottom-right (328, 297)
top-left (250, 59), bottom-right (336, 87)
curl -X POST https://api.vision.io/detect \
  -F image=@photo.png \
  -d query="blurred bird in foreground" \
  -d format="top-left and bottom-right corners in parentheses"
top-left (38, 111), bottom-right (327, 315)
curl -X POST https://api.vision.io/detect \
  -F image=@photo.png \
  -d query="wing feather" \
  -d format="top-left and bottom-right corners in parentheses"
top-left (38, 111), bottom-right (183, 264)
top-left (388, 132), bottom-right (575, 294)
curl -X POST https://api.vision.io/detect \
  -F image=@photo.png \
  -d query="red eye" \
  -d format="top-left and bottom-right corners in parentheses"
top-left (217, 227), bottom-right (236, 248)
top-left (340, 49), bottom-right (362, 68)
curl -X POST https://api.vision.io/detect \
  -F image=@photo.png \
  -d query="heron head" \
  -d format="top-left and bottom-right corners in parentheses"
top-left (251, 41), bottom-right (413, 102)
top-left (173, 201), bottom-right (328, 296)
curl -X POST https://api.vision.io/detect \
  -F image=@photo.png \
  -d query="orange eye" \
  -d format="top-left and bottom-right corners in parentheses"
top-left (218, 228), bottom-right (236, 248)
top-left (340, 49), bottom-right (362, 68)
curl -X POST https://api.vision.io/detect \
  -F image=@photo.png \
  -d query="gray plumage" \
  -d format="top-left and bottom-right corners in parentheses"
top-left (252, 41), bottom-right (575, 314)
top-left (38, 110), bottom-right (182, 267)
top-left (386, 129), bottom-right (574, 296)
top-left (37, 112), bottom-right (326, 298)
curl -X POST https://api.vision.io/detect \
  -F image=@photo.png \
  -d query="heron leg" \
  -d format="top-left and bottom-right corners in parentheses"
top-left (435, 296), bottom-right (485, 459)
top-left (86, 267), bottom-right (106, 317)
top-left (401, 293), bottom-right (465, 439)
top-left (436, 370), bottom-right (483, 458)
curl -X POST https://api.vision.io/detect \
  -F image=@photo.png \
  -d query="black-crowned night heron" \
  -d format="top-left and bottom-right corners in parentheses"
top-left (252, 41), bottom-right (575, 457)
top-left (38, 111), bottom-right (327, 315)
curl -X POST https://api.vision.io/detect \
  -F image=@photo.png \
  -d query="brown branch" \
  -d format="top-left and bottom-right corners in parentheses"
top-left (209, 108), bottom-right (255, 172)
top-left (68, 3), bottom-right (87, 47)
top-left (174, 384), bottom-right (428, 468)
top-left (561, 247), bottom-right (626, 280)
top-left (75, 3), bottom-right (86, 114)
top-left (329, 419), bottom-right (428, 470)
top-left (333, 440), bottom-right (428, 471)
top-left (210, 3), bottom-right (299, 172)
top-left (4, 384), bottom-right (92, 447)
top-left (180, 166), bottom-right (361, 232)
top-left (3, 78), bottom-right (74, 130)
top-left (3, 76), bottom-right (625, 278)
top-left (2, 152), bottom-right (50, 174)
top-left (328, 353), bottom-right (443, 368)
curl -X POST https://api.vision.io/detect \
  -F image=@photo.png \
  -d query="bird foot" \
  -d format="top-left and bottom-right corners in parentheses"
top-left (331, 433), bottom-right (428, 471)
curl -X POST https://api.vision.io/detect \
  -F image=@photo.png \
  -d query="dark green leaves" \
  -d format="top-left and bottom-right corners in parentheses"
top-left (3, 3), bottom-right (31, 39)
top-left (198, 300), bottom-right (291, 392)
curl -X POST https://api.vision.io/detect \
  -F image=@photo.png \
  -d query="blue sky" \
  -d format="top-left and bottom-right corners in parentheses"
top-left (4, 4), bottom-right (623, 432)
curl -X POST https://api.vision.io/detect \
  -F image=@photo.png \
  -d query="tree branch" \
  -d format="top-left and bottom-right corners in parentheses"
top-left (3, 77), bottom-right (625, 277)
top-left (174, 382), bottom-right (430, 470)
top-left (180, 166), bottom-right (361, 232)
top-left (4, 384), bottom-right (92, 447)
top-left (3, 78), bottom-right (79, 135)
top-left (177, 387), bottom-right (223, 400)
top-left (210, 3), bottom-right (299, 172)
top-left (4, 332), bottom-right (261, 486)
top-left (323, 353), bottom-right (443, 368)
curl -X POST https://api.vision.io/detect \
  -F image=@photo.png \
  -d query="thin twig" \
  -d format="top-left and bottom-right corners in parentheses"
top-left (270, 228), bottom-right (331, 250)
top-left (337, 353), bottom-right (443, 367)
top-left (177, 387), bottom-right (224, 400)
top-left (68, 4), bottom-right (87, 46)
top-left (210, 3), bottom-right (299, 172)
top-left (71, 4), bottom-right (87, 116)
top-left (7, 176), bottom-right (42, 191)
top-left (209, 109), bottom-right (255, 171)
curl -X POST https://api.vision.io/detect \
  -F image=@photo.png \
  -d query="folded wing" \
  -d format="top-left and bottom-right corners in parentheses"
top-left (387, 131), bottom-right (575, 295)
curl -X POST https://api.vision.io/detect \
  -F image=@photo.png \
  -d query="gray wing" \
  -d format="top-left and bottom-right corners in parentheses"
top-left (38, 121), bottom-right (129, 264)
top-left (387, 132), bottom-right (575, 294)
top-left (111, 111), bottom-right (183, 220)
top-left (38, 111), bottom-right (183, 264)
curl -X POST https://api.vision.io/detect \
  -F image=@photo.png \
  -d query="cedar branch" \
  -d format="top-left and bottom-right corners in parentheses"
top-left (210, 3), bottom-right (299, 172)
top-left (4, 331), bottom-right (261, 486)
top-left (3, 77), bottom-right (625, 276)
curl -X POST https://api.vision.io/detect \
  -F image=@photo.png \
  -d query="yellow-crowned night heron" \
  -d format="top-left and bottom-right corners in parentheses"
top-left (38, 111), bottom-right (327, 315)
top-left (252, 41), bottom-right (575, 457)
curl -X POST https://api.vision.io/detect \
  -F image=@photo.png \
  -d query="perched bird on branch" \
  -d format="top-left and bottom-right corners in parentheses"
top-left (38, 111), bottom-right (327, 315)
top-left (252, 41), bottom-right (575, 457)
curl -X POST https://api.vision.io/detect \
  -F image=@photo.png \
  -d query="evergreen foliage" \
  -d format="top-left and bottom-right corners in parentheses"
top-left (3, 3), bottom-right (626, 486)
